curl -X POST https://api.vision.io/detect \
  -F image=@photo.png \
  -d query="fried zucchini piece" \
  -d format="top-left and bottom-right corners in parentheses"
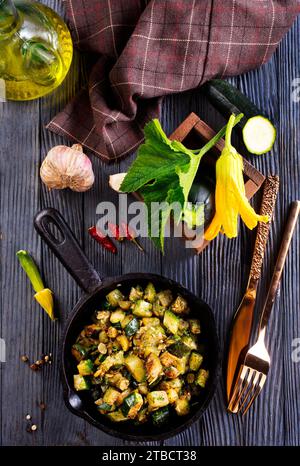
top-left (103, 387), bottom-right (120, 405)
top-left (163, 310), bottom-right (179, 334)
top-left (174, 396), bottom-right (190, 416)
top-left (144, 282), bottom-right (156, 303)
top-left (151, 406), bottom-right (169, 426)
top-left (106, 372), bottom-right (130, 391)
top-left (116, 334), bottom-right (130, 352)
top-left (129, 286), bottom-right (144, 302)
top-left (182, 334), bottom-right (198, 351)
top-left (94, 351), bottom-right (124, 377)
top-left (77, 359), bottom-right (94, 376)
top-left (171, 295), bottom-right (190, 315)
top-left (110, 309), bottom-right (126, 324)
top-left (121, 392), bottom-right (143, 419)
top-left (189, 352), bottom-right (203, 371)
top-left (74, 374), bottom-right (90, 391)
top-left (166, 388), bottom-right (179, 404)
top-left (195, 369), bottom-right (209, 388)
top-left (125, 354), bottom-right (146, 382)
top-left (107, 410), bottom-right (127, 422)
top-left (157, 290), bottom-right (173, 307)
top-left (118, 300), bottom-right (132, 310)
top-left (145, 353), bottom-right (163, 385)
top-left (124, 317), bottom-right (139, 337)
top-left (189, 319), bottom-right (201, 334)
top-left (147, 391), bottom-right (169, 411)
top-left (133, 300), bottom-right (153, 317)
top-left (106, 289), bottom-right (124, 307)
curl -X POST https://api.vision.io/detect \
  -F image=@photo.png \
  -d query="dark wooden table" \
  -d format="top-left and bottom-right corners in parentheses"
top-left (0, 1), bottom-right (299, 447)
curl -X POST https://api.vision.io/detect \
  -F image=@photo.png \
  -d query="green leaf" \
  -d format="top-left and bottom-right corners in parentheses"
top-left (120, 116), bottom-right (243, 251)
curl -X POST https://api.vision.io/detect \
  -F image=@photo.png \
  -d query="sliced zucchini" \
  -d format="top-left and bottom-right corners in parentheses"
top-left (144, 282), bottom-right (156, 303)
top-left (152, 406), bottom-right (169, 426)
top-left (103, 387), bottom-right (120, 406)
top-left (133, 300), bottom-right (153, 317)
top-left (243, 116), bottom-right (276, 155)
top-left (145, 353), bottom-right (163, 385)
top-left (77, 359), bottom-right (94, 376)
top-left (118, 300), bottom-right (132, 310)
top-left (116, 334), bottom-right (130, 352)
top-left (166, 388), bottom-right (179, 404)
top-left (107, 410), bottom-right (127, 422)
top-left (157, 290), bottom-right (173, 307)
top-left (160, 351), bottom-right (187, 375)
top-left (189, 352), bottom-right (203, 371)
top-left (121, 392), bottom-right (143, 418)
top-left (142, 317), bottom-right (160, 327)
top-left (182, 334), bottom-right (198, 351)
top-left (163, 310), bottom-right (179, 334)
top-left (174, 397), bottom-right (190, 416)
top-left (74, 374), bottom-right (90, 391)
top-left (168, 341), bottom-right (191, 358)
top-left (152, 299), bottom-right (165, 317)
top-left (106, 289), bottom-right (124, 307)
top-left (125, 354), bottom-right (146, 382)
top-left (124, 317), bottom-right (139, 337)
top-left (71, 343), bottom-right (89, 362)
top-left (188, 319), bottom-right (201, 334)
top-left (159, 377), bottom-right (183, 393)
top-left (129, 286), bottom-right (143, 302)
top-left (171, 295), bottom-right (190, 315)
top-left (147, 391), bottom-right (169, 411)
top-left (96, 402), bottom-right (112, 413)
top-left (195, 369), bottom-right (209, 388)
top-left (110, 309), bottom-right (126, 324)
top-left (202, 79), bottom-right (276, 154)
top-left (106, 372), bottom-right (130, 391)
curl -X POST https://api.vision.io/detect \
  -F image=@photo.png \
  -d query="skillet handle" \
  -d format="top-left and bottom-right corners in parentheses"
top-left (34, 208), bottom-right (102, 294)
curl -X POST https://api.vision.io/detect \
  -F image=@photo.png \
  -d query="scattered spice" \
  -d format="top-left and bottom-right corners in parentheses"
top-left (26, 414), bottom-right (31, 421)
top-left (39, 401), bottom-right (46, 412)
top-left (31, 424), bottom-right (37, 432)
top-left (88, 226), bottom-right (117, 254)
top-left (22, 353), bottom-right (53, 371)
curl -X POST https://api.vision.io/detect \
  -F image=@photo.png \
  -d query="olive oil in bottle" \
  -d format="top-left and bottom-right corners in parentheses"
top-left (0, 0), bottom-right (73, 100)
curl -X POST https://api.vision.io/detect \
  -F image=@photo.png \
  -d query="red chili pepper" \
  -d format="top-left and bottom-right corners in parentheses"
top-left (120, 222), bottom-right (144, 252)
top-left (88, 226), bottom-right (117, 254)
top-left (108, 222), bottom-right (124, 242)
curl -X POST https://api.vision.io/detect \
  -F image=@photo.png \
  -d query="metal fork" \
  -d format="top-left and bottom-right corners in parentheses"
top-left (228, 201), bottom-right (300, 414)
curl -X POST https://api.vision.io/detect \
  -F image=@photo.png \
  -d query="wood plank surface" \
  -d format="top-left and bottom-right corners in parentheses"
top-left (0, 1), bottom-right (299, 447)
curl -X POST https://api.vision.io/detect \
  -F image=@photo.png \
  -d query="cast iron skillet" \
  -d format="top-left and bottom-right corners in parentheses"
top-left (34, 208), bottom-right (220, 441)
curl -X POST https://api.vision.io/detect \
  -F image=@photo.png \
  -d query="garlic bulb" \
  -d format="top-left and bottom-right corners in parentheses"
top-left (40, 144), bottom-right (95, 192)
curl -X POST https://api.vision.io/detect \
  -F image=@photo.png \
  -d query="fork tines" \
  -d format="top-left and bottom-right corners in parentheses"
top-left (227, 365), bottom-right (267, 415)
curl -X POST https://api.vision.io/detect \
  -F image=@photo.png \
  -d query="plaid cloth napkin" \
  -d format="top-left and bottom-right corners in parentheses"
top-left (47, 0), bottom-right (300, 162)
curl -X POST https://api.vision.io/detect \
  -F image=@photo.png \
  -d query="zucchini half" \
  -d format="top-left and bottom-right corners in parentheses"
top-left (202, 79), bottom-right (276, 154)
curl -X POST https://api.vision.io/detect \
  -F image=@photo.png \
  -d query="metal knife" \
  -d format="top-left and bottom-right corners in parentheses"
top-left (226, 175), bottom-right (280, 410)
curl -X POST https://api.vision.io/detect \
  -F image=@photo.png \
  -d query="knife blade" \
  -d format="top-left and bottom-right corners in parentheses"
top-left (226, 175), bottom-right (280, 409)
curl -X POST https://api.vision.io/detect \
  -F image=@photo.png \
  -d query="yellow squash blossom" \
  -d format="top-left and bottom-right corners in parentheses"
top-left (204, 114), bottom-right (269, 241)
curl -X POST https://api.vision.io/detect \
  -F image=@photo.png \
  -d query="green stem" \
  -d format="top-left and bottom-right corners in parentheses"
top-left (193, 113), bottom-right (244, 157)
top-left (16, 250), bottom-right (45, 293)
